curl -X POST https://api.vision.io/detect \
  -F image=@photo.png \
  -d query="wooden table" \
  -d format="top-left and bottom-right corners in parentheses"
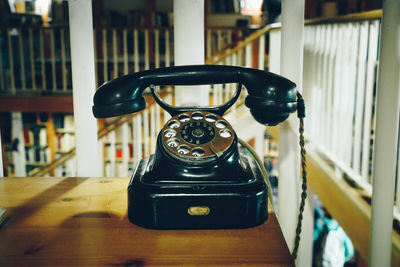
top-left (0, 178), bottom-right (294, 266)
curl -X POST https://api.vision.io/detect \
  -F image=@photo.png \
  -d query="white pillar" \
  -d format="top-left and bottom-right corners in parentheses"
top-left (278, 1), bottom-right (313, 266)
top-left (173, 0), bottom-right (208, 106)
top-left (11, 112), bottom-right (26, 177)
top-left (268, 28), bottom-right (281, 75)
top-left (68, 0), bottom-right (100, 177)
top-left (369, 0), bottom-right (400, 266)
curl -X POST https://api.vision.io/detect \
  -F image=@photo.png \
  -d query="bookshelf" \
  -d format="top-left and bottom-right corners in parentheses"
top-left (2, 112), bottom-right (76, 177)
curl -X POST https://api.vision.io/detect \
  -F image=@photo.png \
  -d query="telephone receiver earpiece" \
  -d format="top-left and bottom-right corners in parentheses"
top-left (92, 65), bottom-right (298, 125)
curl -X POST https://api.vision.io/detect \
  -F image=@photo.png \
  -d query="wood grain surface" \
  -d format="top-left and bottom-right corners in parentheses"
top-left (0, 177), bottom-right (294, 266)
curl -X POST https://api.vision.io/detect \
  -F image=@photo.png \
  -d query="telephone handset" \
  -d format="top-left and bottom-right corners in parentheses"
top-left (93, 65), bottom-right (299, 229)
top-left (93, 65), bottom-right (297, 123)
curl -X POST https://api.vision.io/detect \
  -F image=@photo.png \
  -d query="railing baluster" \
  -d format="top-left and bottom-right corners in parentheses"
top-left (133, 114), bottom-right (142, 164)
top-left (123, 29), bottom-right (128, 75)
top-left (245, 43), bottom-right (252, 68)
top-left (66, 156), bottom-right (76, 177)
top-left (98, 138), bottom-right (104, 176)
top-left (143, 109), bottom-right (150, 157)
top-left (39, 29), bottom-right (46, 91)
top-left (361, 20), bottom-right (380, 180)
top-left (321, 25), bottom-right (329, 150)
top-left (145, 29), bottom-right (150, 70)
top-left (217, 29), bottom-right (222, 52)
top-left (215, 85), bottom-right (220, 105)
top-left (325, 24), bottom-right (337, 154)
top-left (224, 53), bottom-right (231, 66)
top-left (155, 29), bottom-right (160, 68)
top-left (93, 29), bottom-right (98, 87)
top-left (28, 29), bottom-right (36, 91)
top-left (150, 105), bottom-right (156, 153)
top-left (232, 52), bottom-right (237, 66)
top-left (50, 29), bottom-right (57, 91)
top-left (207, 29), bottom-right (212, 58)
top-left (333, 24), bottom-right (345, 160)
top-left (353, 22), bottom-right (369, 174)
top-left (304, 26), bottom-right (314, 137)
top-left (60, 29), bottom-right (67, 91)
top-left (156, 101), bottom-right (161, 133)
top-left (258, 33), bottom-right (265, 70)
top-left (237, 48), bottom-right (243, 66)
top-left (227, 30), bottom-right (232, 48)
top-left (164, 94), bottom-right (172, 124)
top-left (339, 24), bottom-right (351, 163)
top-left (224, 84), bottom-right (230, 104)
top-left (132, 117), bottom-right (137, 165)
top-left (217, 84), bottom-right (223, 105)
top-left (108, 130), bottom-right (116, 177)
top-left (345, 23), bottom-right (359, 167)
top-left (165, 29), bottom-right (170, 67)
top-left (0, 30), bottom-right (4, 91)
top-left (230, 53), bottom-right (237, 115)
top-left (315, 25), bottom-right (324, 148)
top-left (18, 29), bottom-right (26, 91)
top-left (121, 122), bottom-right (129, 177)
top-left (112, 29), bottom-right (118, 78)
top-left (8, 30), bottom-right (16, 94)
top-left (134, 29), bottom-right (139, 72)
top-left (309, 26), bottom-right (317, 140)
top-left (102, 29), bottom-right (108, 82)
top-left (212, 85), bottom-right (217, 106)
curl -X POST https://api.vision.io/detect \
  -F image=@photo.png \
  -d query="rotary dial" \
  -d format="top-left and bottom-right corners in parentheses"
top-left (161, 111), bottom-right (235, 161)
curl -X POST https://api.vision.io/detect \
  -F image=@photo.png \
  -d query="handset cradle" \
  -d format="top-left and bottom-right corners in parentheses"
top-left (92, 65), bottom-right (298, 229)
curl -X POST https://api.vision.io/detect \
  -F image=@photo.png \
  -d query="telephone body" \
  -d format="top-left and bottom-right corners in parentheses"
top-left (93, 65), bottom-right (297, 229)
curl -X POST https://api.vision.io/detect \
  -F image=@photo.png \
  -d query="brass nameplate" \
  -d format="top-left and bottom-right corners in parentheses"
top-left (187, 206), bottom-right (210, 216)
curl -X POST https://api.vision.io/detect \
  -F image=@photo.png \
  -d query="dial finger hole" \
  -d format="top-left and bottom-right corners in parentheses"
top-left (177, 145), bottom-right (190, 155)
top-left (219, 129), bottom-right (232, 138)
top-left (215, 120), bottom-right (227, 129)
top-left (205, 114), bottom-right (217, 122)
top-left (192, 147), bottom-right (205, 157)
top-left (164, 129), bottom-right (176, 138)
top-left (167, 138), bottom-right (180, 148)
top-left (178, 113), bottom-right (190, 122)
top-left (192, 112), bottom-right (203, 120)
top-left (168, 120), bottom-right (180, 129)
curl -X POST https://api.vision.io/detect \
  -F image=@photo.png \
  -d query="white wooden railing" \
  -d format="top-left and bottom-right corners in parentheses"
top-left (269, 11), bottom-right (400, 263)
top-left (0, 26), bottom-right (242, 95)
top-left (303, 18), bottom-right (380, 193)
top-left (25, 25), bottom-right (269, 178)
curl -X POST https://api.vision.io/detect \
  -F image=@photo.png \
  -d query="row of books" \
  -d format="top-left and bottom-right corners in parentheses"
top-left (25, 146), bottom-right (51, 165)
top-left (23, 126), bottom-right (47, 147)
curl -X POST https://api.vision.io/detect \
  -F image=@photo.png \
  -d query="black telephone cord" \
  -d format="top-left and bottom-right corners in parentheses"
top-left (292, 93), bottom-right (307, 260)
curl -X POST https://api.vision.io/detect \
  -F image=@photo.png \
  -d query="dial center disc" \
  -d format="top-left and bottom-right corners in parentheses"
top-left (192, 128), bottom-right (204, 137)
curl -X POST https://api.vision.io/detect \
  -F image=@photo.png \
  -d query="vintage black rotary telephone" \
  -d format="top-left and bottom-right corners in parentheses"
top-left (92, 65), bottom-right (302, 230)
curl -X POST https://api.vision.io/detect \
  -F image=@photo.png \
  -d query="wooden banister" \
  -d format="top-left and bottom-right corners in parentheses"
top-left (206, 25), bottom-right (270, 65)
top-left (305, 9), bottom-right (382, 25)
